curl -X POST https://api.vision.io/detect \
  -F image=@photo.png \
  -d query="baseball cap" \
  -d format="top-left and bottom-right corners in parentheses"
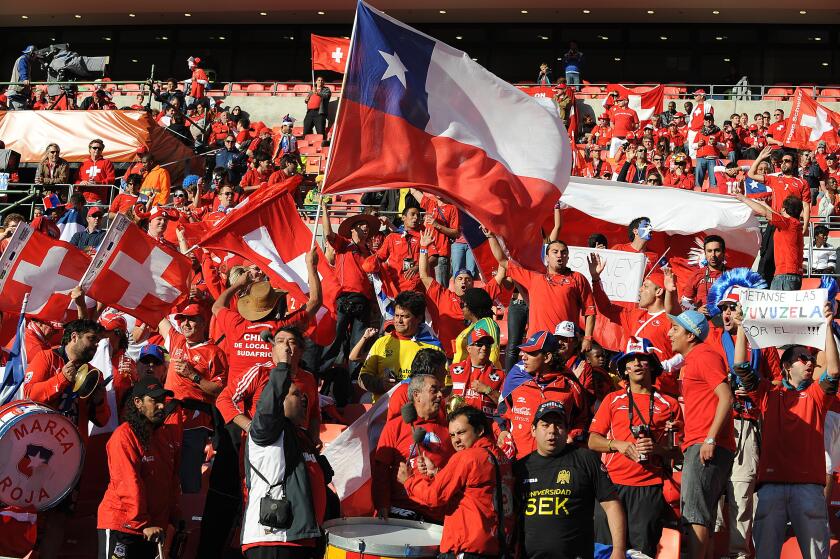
top-left (88, 207), bottom-right (104, 217)
top-left (467, 327), bottom-right (494, 345)
top-left (703, 113), bottom-right (714, 120)
top-left (693, 88), bottom-right (706, 95)
top-left (453, 268), bottom-right (474, 279)
top-left (139, 344), bottom-right (167, 364)
top-left (132, 376), bottom-right (173, 399)
top-left (174, 304), bottom-right (202, 320)
top-left (748, 124), bottom-right (758, 131)
top-left (612, 336), bottom-right (663, 377)
top-left (553, 321), bottom-right (577, 338)
top-left (518, 331), bottom-right (559, 353)
top-left (149, 206), bottom-right (172, 220)
top-left (532, 401), bottom-right (567, 425)
top-left (98, 311), bottom-right (127, 332)
top-left (718, 286), bottom-right (741, 306)
top-left (674, 112), bottom-right (686, 118)
top-left (818, 140), bottom-right (827, 148)
top-left (644, 123), bottom-right (654, 130)
top-left (668, 310), bottom-right (709, 341)
top-left (599, 113), bottom-right (610, 121)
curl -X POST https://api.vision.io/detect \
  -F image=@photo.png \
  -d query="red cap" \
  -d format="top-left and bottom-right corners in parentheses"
top-left (99, 310), bottom-right (127, 331)
top-left (149, 206), bottom-right (172, 220)
top-left (599, 113), bottom-right (610, 121)
top-left (674, 112), bottom-right (686, 118)
top-left (467, 327), bottom-right (494, 345)
top-left (748, 124), bottom-right (758, 131)
top-left (175, 304), bottom-right (202, 319)
top-left (647, 269), bottom-right (665, 290)
top-left (693, 88), bottom-right (706, 95)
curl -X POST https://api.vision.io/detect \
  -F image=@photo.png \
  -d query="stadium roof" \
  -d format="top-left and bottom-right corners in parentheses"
top-left (3, 0), bottom-right (839, 26)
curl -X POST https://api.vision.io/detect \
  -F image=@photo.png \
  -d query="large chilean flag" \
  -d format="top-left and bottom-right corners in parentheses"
top-left (323, 1), bottom-right (572, 271)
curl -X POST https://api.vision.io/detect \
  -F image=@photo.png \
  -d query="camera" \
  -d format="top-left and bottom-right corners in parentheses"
top-left (402, 258), bottom-right (415, 271)
top-left (630, 424), bottom-right (651, 462)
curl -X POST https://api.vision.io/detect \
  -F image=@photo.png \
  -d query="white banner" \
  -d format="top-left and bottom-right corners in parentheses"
top-left (567, 246), bottom-right (646, 303)
top-left (741, 288), bottom-right (828, 349)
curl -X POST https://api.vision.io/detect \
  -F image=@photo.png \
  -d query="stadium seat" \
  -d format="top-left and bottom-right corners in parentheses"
top-left (293, 84), bottom-right (311, 95)
top-left (229, 83), bottom-right (246, 96)
top-left (304, 134), bottom-right (324, 143)
top-left (663, 86), bottom-right (681, 97)
top-left (632, 86), bottom-right (653, 93)
top-left (580, 86), bottom-right (602, 99)
top-left (292, 126), bottom-right (304, 137)
top-left (275, 83), bottom-right (289, 92)
top-left (120, 83), bottom-right (140, 93)
top-left (246, 83), bottom-right (269, 96)
top-left (763, 87), bottom-right (790, 101)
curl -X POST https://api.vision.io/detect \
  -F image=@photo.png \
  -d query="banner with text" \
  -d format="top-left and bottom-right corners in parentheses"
top-left (567, 246), bottom-right (646, 303)
top-left (741, 287), bottom-right (828, 349)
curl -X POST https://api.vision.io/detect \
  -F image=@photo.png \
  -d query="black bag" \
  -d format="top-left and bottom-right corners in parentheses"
top-left (248, 458), bottom-right (293, 530)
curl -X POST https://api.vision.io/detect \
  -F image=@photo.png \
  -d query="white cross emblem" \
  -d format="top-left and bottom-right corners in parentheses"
top-left (110, 246), bottom-right (181, 308)
top-left (13, 247), bottom-right (79, 313)
top-left (379, 50), bottom-right (408, 88)
top-left (86, 165), bottom-right (101, 180)
top-left (243, 226), bottom-right (312, 293)
top-left (801, 106), bottom-right (833, 142)
top-left (331, 47), bottom-right (345, 64)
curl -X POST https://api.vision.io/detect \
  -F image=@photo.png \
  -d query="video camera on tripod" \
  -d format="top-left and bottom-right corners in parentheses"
top-left (33, 44), bottom-right (109, 99)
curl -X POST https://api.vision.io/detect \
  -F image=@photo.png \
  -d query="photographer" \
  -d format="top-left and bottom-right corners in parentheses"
top-left (7, 45), bottom-right (35, 110)
top-left (588, 337), bottom-right (682, 557)
top-left (241, 333), bottom-right (328, 559)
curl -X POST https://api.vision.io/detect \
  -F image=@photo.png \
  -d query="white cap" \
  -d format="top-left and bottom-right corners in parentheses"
top-left (554, 321), bottom-right (576, 338)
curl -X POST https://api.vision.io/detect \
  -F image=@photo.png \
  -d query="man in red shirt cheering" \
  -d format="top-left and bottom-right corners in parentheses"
top-left (731, 302), bottom-right (839, 558)
top-left (667, 310), bottom-right (735, 559)
top-left (609, 96), bottom-right (640, 158)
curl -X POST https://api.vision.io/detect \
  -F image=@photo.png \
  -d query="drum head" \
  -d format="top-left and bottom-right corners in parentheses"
top-left (324, 517), bottom-right (443, 557)
top-left (0, 401), bottom-right (84, 510)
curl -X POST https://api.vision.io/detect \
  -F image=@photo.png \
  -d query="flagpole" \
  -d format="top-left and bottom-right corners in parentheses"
top-left (310, 196), bottom-right (323, 249)
top-left (643, 247), bottom-right (672, 280)
top-left (321, 4), bottom-right (359, 191)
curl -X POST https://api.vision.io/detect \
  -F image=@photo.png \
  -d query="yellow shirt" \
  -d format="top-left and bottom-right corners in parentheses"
top-left (140, 165), bottom-right (171, 206)
top-left (360, 333), bottom-right (443, 400)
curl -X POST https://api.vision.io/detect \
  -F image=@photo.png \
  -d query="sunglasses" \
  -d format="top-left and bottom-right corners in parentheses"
top-left (224, 140), bottom-right (234, 143)
top-left (48, 151), bottom-right (58, 154)
top-left (90, 146), bottom-right (103, 150)
top-left (646, 179), bottom-right (659, 184)
top-left (220, 191), bottom-right (233, 196)
top-left (782, 158), bottom-right (794, 163)
top-left (653, 157), bottom-right (663, 161)
top-left (173, 193), bottom-right (186, 198)
top-left (719, 303), bottom-right (738, 311)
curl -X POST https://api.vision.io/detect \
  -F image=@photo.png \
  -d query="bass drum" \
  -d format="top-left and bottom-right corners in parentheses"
top-left (324, 517), bottom-right (443, 558)
top-left (0, 400), bottom-right (84, 510)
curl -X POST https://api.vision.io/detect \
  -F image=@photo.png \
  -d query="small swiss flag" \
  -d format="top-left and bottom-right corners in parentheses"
top-left (311, 34), bottom-right (351, 73)
top-left (783, 88), bottom-right (840, 151)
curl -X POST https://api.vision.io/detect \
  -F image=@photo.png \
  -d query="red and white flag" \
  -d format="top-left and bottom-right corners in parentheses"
top-left (311, 34), bottom-right (351, 73)
top-left (0, 223), bottom-right (91, 322)
top-left (784, 88), bottom-right (840, 151)
top-left (198, 177), bottom-right (339, 346)
top-left (602, 84), bottom-right (664, 124)
top-left (81, 214), bottom-right (192, 326)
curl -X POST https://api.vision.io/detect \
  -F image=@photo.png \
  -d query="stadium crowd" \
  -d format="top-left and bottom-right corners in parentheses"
top-left (2, 40), bottom-right (840, 559)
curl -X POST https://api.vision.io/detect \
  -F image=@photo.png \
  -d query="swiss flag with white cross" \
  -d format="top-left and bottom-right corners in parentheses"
top-left (311, 34), bottom-right (351, 74)
top-left (81, 214), bottom-right (192, 326)
top-left (198, 175), bottom-right (339, 346)
top-left (784, 88), bottom-right (840, 151)
top-left (0, 223), bottom-right (91, 322)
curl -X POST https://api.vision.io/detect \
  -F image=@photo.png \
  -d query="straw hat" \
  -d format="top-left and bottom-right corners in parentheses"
top-left (337, 213), bottom-right (381, 239)
top-left (237, 281), bottom-right (287, 321)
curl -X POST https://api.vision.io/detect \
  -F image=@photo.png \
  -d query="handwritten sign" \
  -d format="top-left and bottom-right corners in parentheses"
top-left (567, 247), bottom-right (646, 303)
top-left (741, 287), bottom-right (828, 350)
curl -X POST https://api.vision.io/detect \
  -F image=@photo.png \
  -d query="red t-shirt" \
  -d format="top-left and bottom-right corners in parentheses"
top-left (769, 213), bottom-right (803, 275)
top-left (768, 119), bottom-right (788, 146)
top-left (507, 263), bottom-right (595, 337)
top-left (214, 307), bottom-right (308, 386)
top-left (426, 281), bottom-right (465, 357)
top-left (109, 193), bottom-right (139, 214)
top-left (164, 330), bottom-right (228, 430)
top-left (695, 130), bottom-right (721, 159)
top-left (421, 198), bottom-right (459, 258)
top-left (375, 230), bottom-right (435, 294)
top-left (680, 343), bottom-right (735, 451)
top-left (764, 174), bottom-right (810, 213)
top-left (752, 380), bottom-right (833, 485)
top-left (449, 359), bottom-right (505, 416)
top-left (328, 234), bottom-right (374, 300)
top-left (590, 389), bottom-right (683, 486)
top-left (609, 107), bottom-right (640, 138)
top-left (682, 267), bottom-right (725, 308)
top-left (689, 103), bottom-right (711, 131)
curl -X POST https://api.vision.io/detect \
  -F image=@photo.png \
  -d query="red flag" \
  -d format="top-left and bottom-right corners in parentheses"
top-left (197, 177), bottom-right (339, 346)
top-left (311, 34), bottom-right (351, 73)
top-left (602, 84), bottom-right (664, 125)
top-left (81, 215), bottom-right (193, 326)
top-left (783, 88), bottom-right (840, 151)
top-left (0, 224), bottom-right (91, 322)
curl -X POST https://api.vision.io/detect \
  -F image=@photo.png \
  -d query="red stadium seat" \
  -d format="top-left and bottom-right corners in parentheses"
top-left (663, 86), bottom-right (681, 97)
top-left (801, 278), bottom-right (821, 290)
top-left (275, 83), bottom-right (289, 92)
top-left (819, 88), bottom-right (840, 100)
top-left (580, 86), bottom-right (602, 99)
top-left (292, 126), bottom-right (304, 137)
top-left (246, 83), bottom-right (268, 96)
top-left (304, 134), bottom-right (324, 144)
top-left (229, 83), bottom-right (246, 96)
top-left (293, 84), bottom-right (311, 95)
top-left (120, 83), bottom-right (140, 93)
top-left (763, 87), bottom-right (791, 101)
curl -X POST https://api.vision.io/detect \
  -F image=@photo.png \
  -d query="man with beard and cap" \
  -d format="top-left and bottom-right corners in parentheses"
top-left (22, 319), bottom-right (110, 559)
top-left (97, 377), bottom-right (182, 559)
top-left (589, 337), bottom-right (682, 557)
top-left (373, 373), bottom-right (455, 521)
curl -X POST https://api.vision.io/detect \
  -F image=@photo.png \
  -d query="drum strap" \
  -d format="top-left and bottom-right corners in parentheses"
top-left (484, 449), bottom-right (508, 559)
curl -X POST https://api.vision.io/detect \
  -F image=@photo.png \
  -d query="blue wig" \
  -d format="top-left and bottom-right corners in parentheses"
top-left (182, 174), bottom-right (200, 188)
top-left (821, 276), bottom-right (838, 303)
top-left (706, 267), bottom-right (767, 317)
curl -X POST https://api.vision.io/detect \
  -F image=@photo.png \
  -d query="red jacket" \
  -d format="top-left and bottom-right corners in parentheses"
top-left (97, 421), bottom-right (182, 534)
top-left (502, 370), bottom-right (588, 459)
top-left (373, 414), bottom-right (455, 520)
top-left (76, 158), bottom-right (116, 185)
top-left (404, 437), bottom-right (515, 555)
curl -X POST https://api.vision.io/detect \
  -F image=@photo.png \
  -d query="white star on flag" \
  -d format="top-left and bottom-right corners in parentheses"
top-left (801, 106), bottom-right (833, 142)
top-left (379, 50), bottom-right (408, 88)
